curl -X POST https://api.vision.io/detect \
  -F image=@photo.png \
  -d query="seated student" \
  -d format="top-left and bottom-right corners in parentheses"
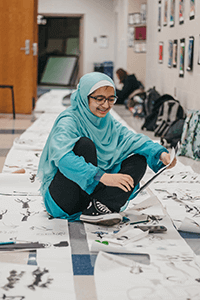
top-left (37, 72), bottom-right (176, 226)
top-left (116, 68), bottom-right (143, 104)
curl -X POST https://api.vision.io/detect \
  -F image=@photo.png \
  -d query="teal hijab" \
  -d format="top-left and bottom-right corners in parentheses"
top-left (37, 72), bottom-right (149, 196)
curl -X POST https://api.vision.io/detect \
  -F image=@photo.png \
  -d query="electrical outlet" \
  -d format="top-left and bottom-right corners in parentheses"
top-left (174, 87), bottom-right (176, 97)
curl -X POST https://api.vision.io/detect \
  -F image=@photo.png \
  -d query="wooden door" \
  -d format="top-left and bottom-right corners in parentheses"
top-left (0, 0), bottom-right (38, 114)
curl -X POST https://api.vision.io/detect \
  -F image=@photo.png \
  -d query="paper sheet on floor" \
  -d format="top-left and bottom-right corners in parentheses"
top-left (84, 196), bottom-right (174, 254)
top-left (26, 113), bottom-right (58, 132)
top-left (148, 162), bottom-right (200, 233)
top-left (0, 194), bottom-right (70, 251)
top-left (94, 250), bottom-right (200, 300)
top-left (34, 89), bottom-right (73, 113)
top-left (0, 253), bottom-right (76, 300)
top-left (0, 174), bottom-right (40, 195)
top-left (2, 148), bottom-right (41, 174)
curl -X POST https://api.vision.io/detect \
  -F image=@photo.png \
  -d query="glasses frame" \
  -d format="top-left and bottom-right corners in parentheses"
top-left (89, 95), bottom-right (118, 105)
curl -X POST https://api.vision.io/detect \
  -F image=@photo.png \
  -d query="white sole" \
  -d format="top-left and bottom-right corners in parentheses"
top-left (80, 213), bottom-right (122, 226)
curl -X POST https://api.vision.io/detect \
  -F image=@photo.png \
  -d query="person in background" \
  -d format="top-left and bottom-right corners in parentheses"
top-left (37, 72), bottom-right (176, 227)
top-left (116, 68), bottom-right (143, 104)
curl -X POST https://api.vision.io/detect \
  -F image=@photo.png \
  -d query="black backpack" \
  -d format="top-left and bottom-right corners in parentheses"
top-left (154, 98), bottom-right (185, 137)
top-left (160, 118), bottom-right (185, 148)
top-left (144, 86), bottom-right (161, 116)
top-left (141, 94), bottom-right (174, 131)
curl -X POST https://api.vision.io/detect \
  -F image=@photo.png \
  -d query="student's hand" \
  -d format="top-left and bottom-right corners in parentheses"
top-left (160, 152), bottom-right (177, 169)
top-left (100, 173), bottom-right (134, 192)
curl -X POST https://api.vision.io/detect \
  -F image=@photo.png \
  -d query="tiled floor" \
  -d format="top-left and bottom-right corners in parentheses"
top-left (0, 113), bottom-right (33, 172)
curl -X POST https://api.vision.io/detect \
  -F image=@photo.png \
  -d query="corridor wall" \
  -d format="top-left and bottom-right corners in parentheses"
top-left (127, 0), bottom-right (147, 87)
top-left (146, 0), bottom-right (200, 110)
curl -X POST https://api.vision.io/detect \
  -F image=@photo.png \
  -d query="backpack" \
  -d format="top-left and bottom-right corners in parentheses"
top-left (154, 99), bottom-right (185, 137)
top-left (127, 91), bottom-right (146, 118)
top-left (160, 118), bottom-right (185, 148)
top-left (126, 88), bottom-right (145, 109)
top-left (144, 86), bottom-right (161, 116)
top-left (177, 110), bottom-right (200, 160)
top-left (141, 94), bottom-right (174, 131)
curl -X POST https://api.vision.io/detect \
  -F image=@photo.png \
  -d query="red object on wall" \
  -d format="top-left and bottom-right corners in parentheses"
top-left (135, 26), bottom-right (146, 40)
top-left (159, 43), bottom-right (163, 63)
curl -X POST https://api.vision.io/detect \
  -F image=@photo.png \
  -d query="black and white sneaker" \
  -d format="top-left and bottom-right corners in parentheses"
top-left (80, 199), bottom-right (122, 226)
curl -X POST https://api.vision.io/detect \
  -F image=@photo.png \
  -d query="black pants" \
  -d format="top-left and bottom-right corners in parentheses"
top-left (49, 137), bottom-right (147, 215)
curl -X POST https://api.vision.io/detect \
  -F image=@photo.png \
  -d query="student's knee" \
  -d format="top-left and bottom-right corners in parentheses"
top-left (135, 154), bottom-right (147, 175)
top-left (128, 154), bottom-right (147, 185)
top-left (126, 154), bottom-right (147, 177)
top-left (73, 137), bottom-right (97, 165)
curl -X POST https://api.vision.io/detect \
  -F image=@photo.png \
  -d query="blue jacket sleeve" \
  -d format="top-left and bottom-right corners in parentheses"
top-left (58, 151), bottom-right (105, 194)
top-left (133, 140), bottom-right (168, 173)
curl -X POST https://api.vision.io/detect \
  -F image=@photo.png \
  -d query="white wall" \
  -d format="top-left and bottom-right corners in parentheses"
top-left (38, 0), bottom-right (117, 76)
top-left (112, 0), bottom-right (129, 86)
top-left (127, 0), bottom-right (147, 86)
top-left (146, 0), bottom-right (200, 111)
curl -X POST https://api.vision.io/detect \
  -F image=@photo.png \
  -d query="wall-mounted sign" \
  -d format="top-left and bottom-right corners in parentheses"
top-left (135, 26), bottom-right (146, 41)
top-left (99, 36), bottom-right (108, 48)
top-left (159, 42), bottom-right (164, 63)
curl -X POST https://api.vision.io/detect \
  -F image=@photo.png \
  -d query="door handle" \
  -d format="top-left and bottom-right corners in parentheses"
top-left (20, 40), bottom-right (30, 55)
top-left (32, 43), bottom-right (38, 56)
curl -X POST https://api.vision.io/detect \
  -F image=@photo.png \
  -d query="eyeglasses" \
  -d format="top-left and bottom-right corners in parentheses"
top-left (89, 95), bottom-right (118, 105)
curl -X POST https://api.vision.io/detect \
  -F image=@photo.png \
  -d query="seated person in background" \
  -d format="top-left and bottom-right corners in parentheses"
top-left (37, 72), bottom-right (176, 227)
top-left (116, 68), bottom-right (143, 104)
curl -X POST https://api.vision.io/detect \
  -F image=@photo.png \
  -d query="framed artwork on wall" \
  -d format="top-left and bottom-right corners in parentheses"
top-left (99, 35), bottom-right (108, 48)
top-left (168, 40), bottom-right (173, 67)
top-left (190, 0), bottom-right (195, 20)
top-left (179, 0), bottom-right (184, 24)
top-left (170, 0), bottom-right (175, 27)
top-left (159, 42), bottom-right (164, 63)
top-left (128, 13), bottom-right (141, 25)
top-left (179, 38), bottom-right (185, 77)
top-left (173, 40), bottom-right (178, 67)
top-left (135, 26), bottom-right (146, 40)
top-left (127, 27), bottom-right (135, 47)
top-left (198, 35), bottom-right (200, 65)
top-left (163, 0), bottom-right (168, 26)
top-left (158, 0), bottom-right (162, 32)
top-left (134, 43), bottom-right (146, 53)
top-left (187, 36), bottom-right (194, 71)
top-left (140, 4), bottom-right (147, 24)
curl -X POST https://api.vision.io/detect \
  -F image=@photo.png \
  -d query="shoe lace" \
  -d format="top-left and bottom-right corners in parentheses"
top-left (95, 201), bottom-right (111, 213)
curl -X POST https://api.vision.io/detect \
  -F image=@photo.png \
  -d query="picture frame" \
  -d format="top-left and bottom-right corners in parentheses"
top-left (168, 40), bottom-right (173, 68)
top-left (158, 0), bottom-right (162, 32)
top-left (179, 0), bottom-right (184, 24)
top-left (134, 42), bottom-right (146, 53)
top-left (40, 55), bottom-right (79, 86)
top-left (198, 35), bottom-right (200, 65)
top-left (163, 0), bottom-right (168, 26)
top-left (190, 0), bottom-right (195, 20)
top-left (159, 42), bottom-right (164, 63)
top-left (179, 38), bottom-right (185, 77)
top-left (128, 13), bottom-right (141, 25)
top-left (135, 26), bottom-right (146, 41)
top-left (140, 4), bottom-right (147, 24)
top-left (187, 36), bottom-right (194, 71)
top-left (173, 39), bottom-right (178, 67)
top-left (127, 26), bottom-right (135, 48)
top-left (169, 0), bottom-right (175, 27)
top-left (99, 35), bottom-right (108, 48)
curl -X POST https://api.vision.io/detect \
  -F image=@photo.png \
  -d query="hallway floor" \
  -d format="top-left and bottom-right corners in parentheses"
top-left (0, 92), bottom-right (200, 299)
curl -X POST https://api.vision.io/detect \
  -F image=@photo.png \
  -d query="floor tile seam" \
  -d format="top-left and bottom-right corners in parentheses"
top-left (0, 149), bottom-right (10, 156)
top-left (0, 129), bottom-right (25, 134)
